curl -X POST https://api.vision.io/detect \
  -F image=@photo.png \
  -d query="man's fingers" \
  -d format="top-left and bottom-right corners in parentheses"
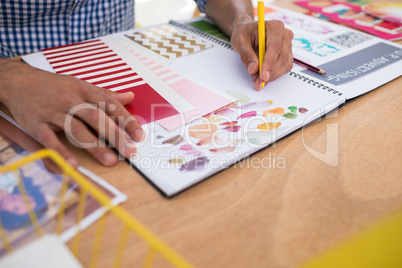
top-left (229, 19), bottom-right (293, 89)
top-left (252, 73), bottom-right (259, 83)
top-left (62, 115), bottom-right (121, 166)
top-left (35, 124), bottom-right (79, 167)
top-left (102, 91), bottom-right (144, 142)
top-left (232, 33), bottom-right (259, 75)
top-left (254, 77), bottom-right (263, 91)
top-left (85, 85), bottom-right (145, 142)
top-left (71, 105), bottom-right (137, 160)
top-left (261, 20), bottom-right (285, 83)
top-left (281, 28), bottom-right (294, 74)
top-left (240, 47), bottom-right (259, 75)
top-left (102, 89), bottom-right (135, 106)
top-left (265, 28), bottom-right (294, 84)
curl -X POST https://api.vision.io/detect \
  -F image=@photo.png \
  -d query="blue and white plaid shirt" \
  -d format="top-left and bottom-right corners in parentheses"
top-left (0, 0), bottom-right (207, 58)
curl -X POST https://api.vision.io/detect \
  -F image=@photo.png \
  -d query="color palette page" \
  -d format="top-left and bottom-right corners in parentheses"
top-left (131, 70), bottom-right (346, 196)
top-left (295, 1), bottom-right (402, 41)
top-left (41, 39), bottom-right (182, 124)
top-left (38, 33), bottom-right (235, 131)
top-left (184, 19), bottom-right (230, 42)
top-left (125, 24), bottom-right (213, 60)
top-left (115, 38), bottom-right (236, 131)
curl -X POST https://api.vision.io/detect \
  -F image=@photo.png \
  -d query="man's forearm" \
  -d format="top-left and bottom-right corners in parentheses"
top-left (0, 59), bottom-right (20, 104)
top-left (204, 0), bottom-right (254, 37)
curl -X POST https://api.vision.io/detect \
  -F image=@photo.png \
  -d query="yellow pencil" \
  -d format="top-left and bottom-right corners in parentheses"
top-left (258, 1), bottom-right (266, 88)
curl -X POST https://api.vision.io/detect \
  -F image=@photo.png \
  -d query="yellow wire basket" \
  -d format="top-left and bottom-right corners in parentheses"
top-left (0, 149), bottom-right (194, 268)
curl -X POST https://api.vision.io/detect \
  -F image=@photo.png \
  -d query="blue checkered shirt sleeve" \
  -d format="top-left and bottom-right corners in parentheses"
top-left (0, 0), bottom-right (134, 58)
top-left (194, 0), bottom-right (207, 13)
top-left (0, 0), bottom-right (208, 58)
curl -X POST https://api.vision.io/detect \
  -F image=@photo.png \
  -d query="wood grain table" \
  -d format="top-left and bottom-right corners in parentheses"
top-left (4, 1), bottom-right (402, 267)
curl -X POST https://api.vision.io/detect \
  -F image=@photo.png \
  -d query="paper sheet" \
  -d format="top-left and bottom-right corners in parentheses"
top-left (125, 24), bottom-right (213, 60)
top-left (0, 235), bottom-right (83, 268)
top-left (114, 42), bottom-right (236, 131)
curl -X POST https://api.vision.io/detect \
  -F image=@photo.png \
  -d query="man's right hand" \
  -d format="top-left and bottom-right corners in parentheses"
top-left (0, 59), bottom-right (144, 167)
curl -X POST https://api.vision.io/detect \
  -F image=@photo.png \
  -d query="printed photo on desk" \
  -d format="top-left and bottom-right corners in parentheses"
top-left (0, 114), bottom-right (126, 252)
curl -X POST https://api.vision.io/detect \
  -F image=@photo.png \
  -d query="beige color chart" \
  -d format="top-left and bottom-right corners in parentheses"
top-left (125, 25), bottom-right (213, 60)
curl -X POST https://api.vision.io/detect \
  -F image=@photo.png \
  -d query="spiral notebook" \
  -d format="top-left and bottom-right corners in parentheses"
top-left (21, 4), bottom-right (402, 196)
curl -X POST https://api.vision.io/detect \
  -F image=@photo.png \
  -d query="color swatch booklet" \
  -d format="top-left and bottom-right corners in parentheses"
top-left (295, 1), bottom-right (402, 41)
top-left (21, 4), bottom-right (402, 196)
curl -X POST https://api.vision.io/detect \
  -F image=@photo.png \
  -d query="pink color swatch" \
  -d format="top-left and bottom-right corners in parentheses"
top-left (157, 79), bottom-right (233, 130)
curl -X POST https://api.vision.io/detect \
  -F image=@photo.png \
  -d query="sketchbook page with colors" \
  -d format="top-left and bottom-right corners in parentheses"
top-left (128, 71), bottom-right (345, 196)
top-left (261, 4), bottom-right (402, 99)
top-left (114, 22), bottom-right (348, 196)
top-left (21, 17), bottom-right (347, 196)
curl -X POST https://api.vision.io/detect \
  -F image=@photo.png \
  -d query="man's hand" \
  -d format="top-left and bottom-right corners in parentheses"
top-left (205, 0), bottom-right (294, 91)
top-left (231, 17), bottom-right (294, 91)
top-left (0, 59), bottom-right (144, 167)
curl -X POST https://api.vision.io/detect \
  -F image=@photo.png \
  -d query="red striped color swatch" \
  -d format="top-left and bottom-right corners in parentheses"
top-left (41, 39), bottom-right (178, 124)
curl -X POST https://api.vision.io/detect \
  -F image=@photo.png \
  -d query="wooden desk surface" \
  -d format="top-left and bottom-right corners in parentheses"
top-left (5, 1), bottom-right (402, 267)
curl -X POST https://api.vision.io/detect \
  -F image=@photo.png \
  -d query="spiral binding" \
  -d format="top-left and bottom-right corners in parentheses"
top-left (169, 20), bottom-right (234, 51)
top-left (288, 71), bottom-right (343, 96)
